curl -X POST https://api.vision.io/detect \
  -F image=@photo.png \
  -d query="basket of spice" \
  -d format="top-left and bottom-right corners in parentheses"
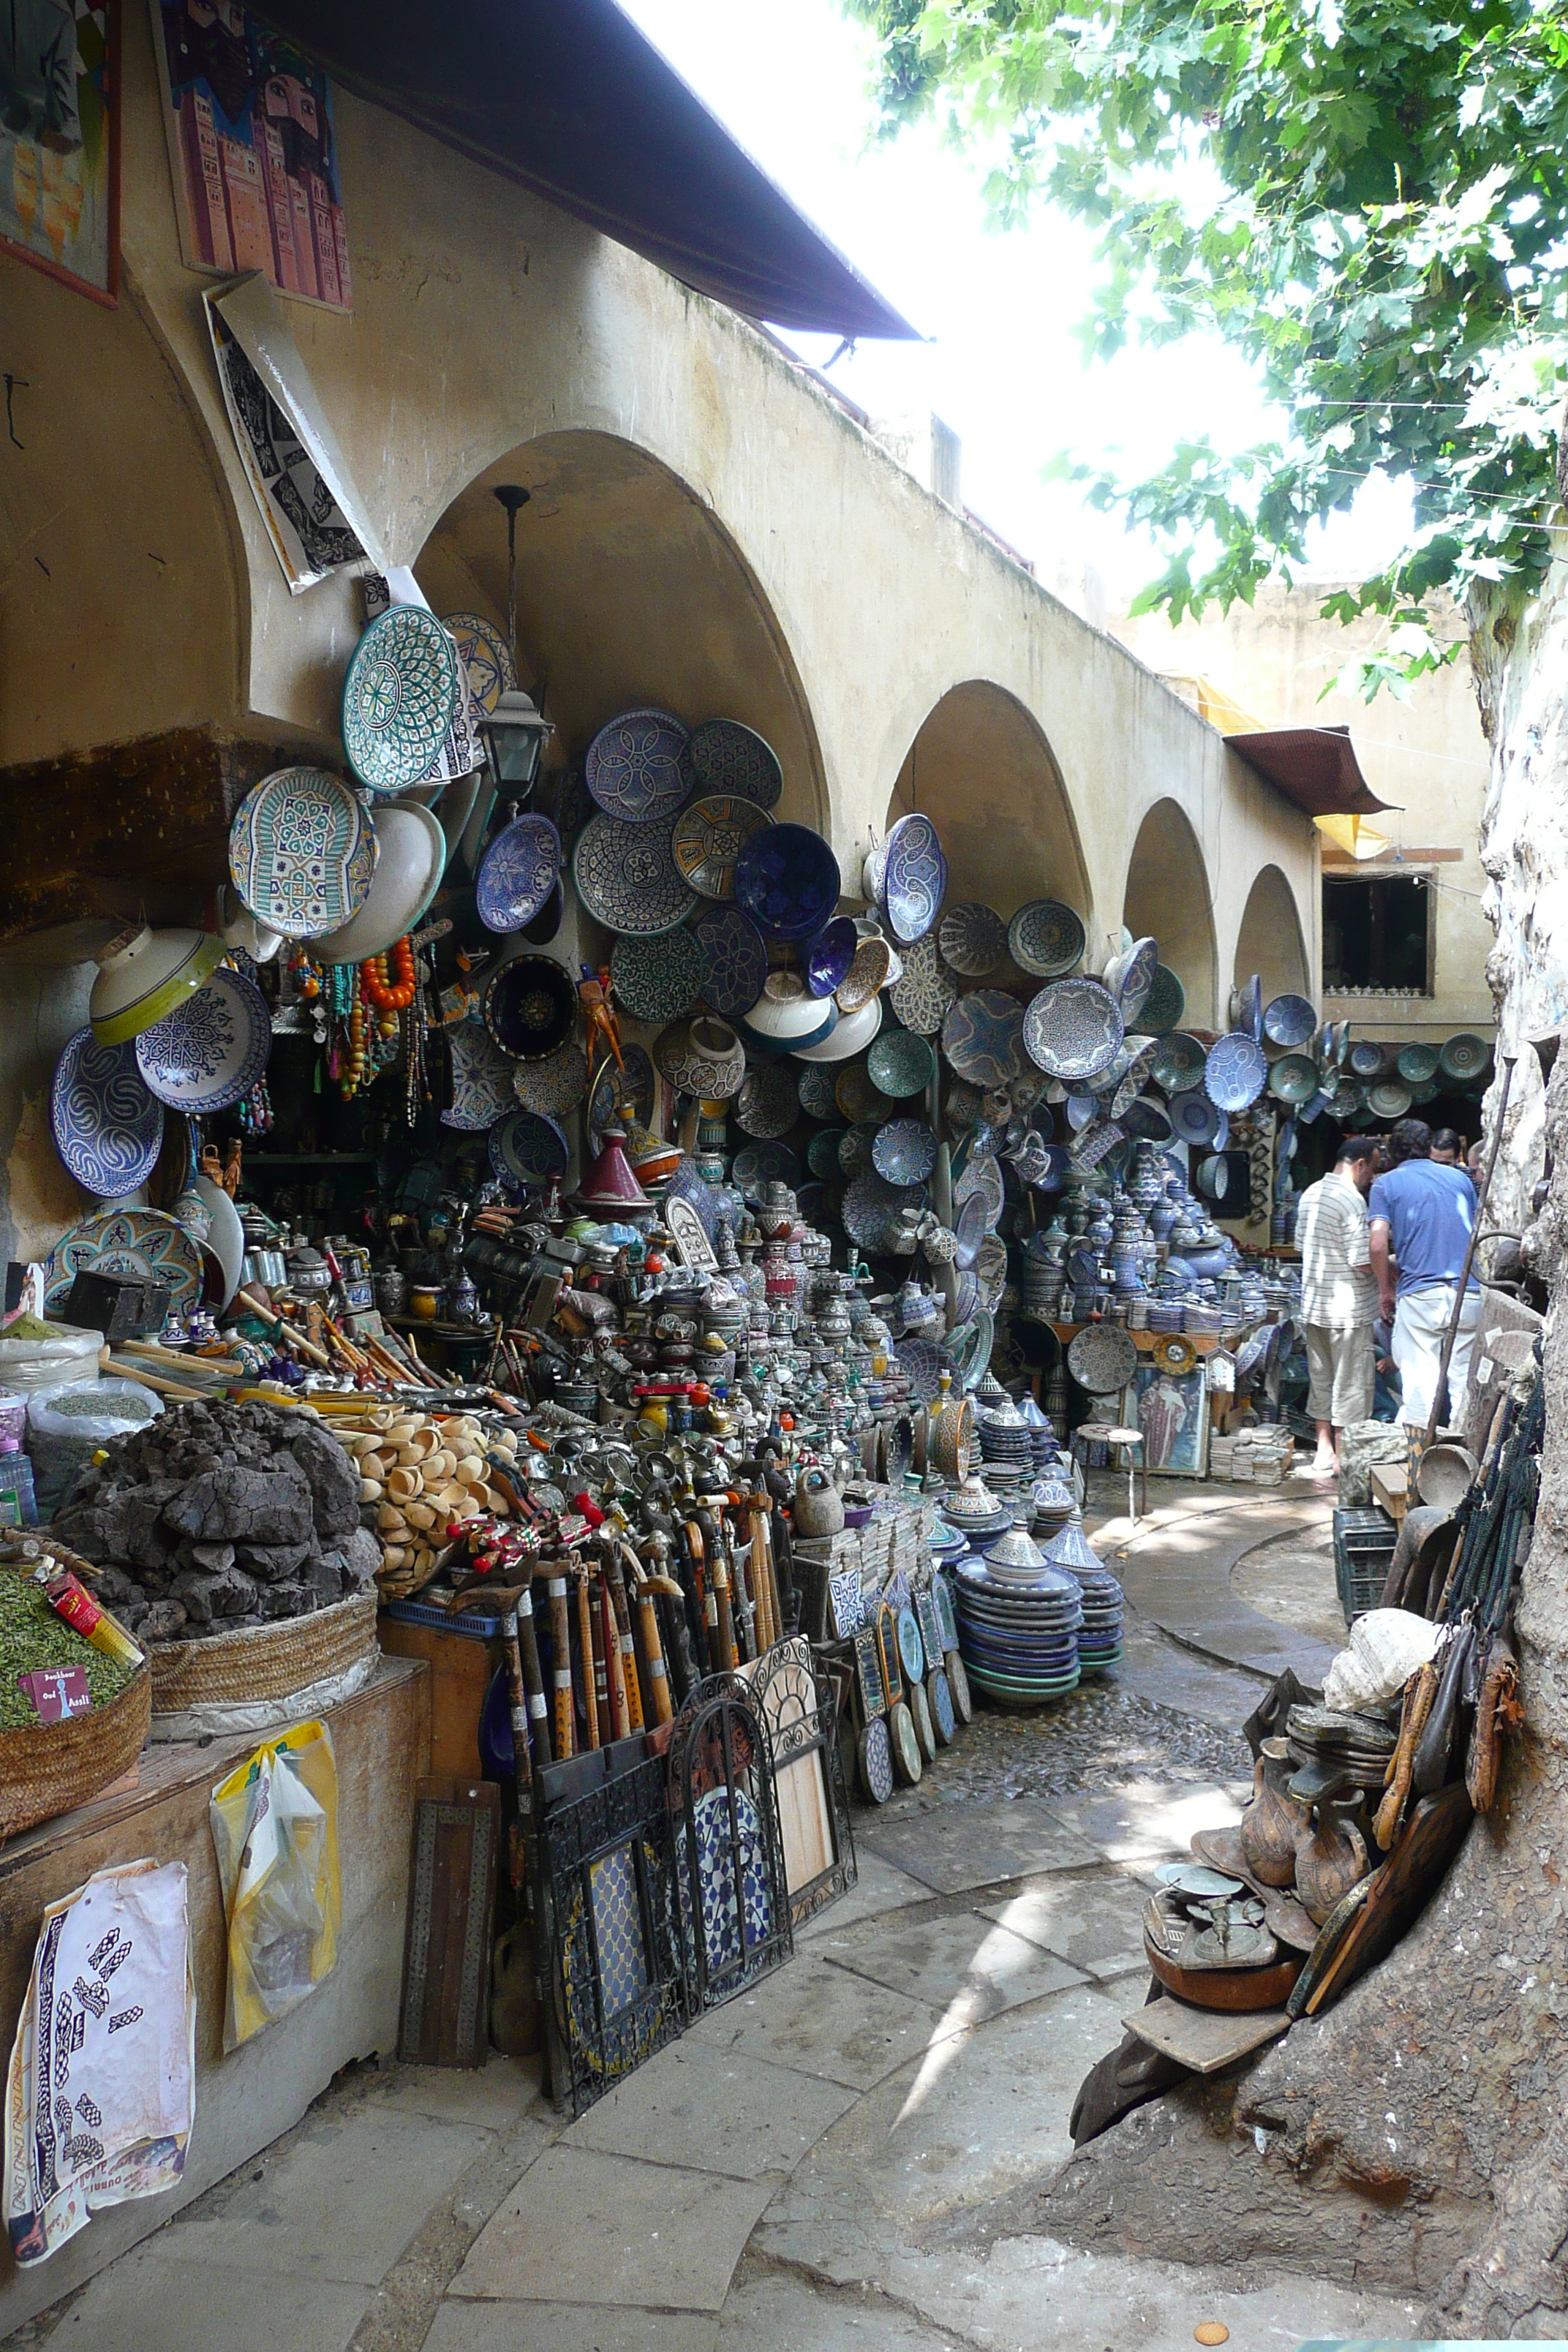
top-left (0, 1542), bottom-right (151, 1844)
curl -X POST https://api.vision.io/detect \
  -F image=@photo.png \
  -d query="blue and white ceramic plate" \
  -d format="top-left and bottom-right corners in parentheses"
top-left (230, 767), bottom-right (377, 940)
top-left (135, 967), bottom-right (271, 1112)
top-left (734, 1062), bottom-right (799, 1140)
top-left (512, 1040), bottom-right (589, 1120)
top-left (440, 611), bottom-right (516, 715)
top-left (938, 901), bottom-right (1007, 979)
top-left (731, 1142), bottom-right (800, 1196)
top-left (1231, 973), bottom-right (1264, 1042)
top-left (1205, 1032), bottom-right (1269, 1112)
top-left (687, 718), bottom-right (784, 810)
top-left (952, 1151), bottom-right (1004, 1234)
top-left (477, 813), bottom-right (562, 934)
top-left (342, 606), bottom-right (461, 796)
top-left (609, 928), bottom-right (703, 1025)
top-left (941, 989), bottom-right (1025, 1086)
top-left (693, 905), bottom-right (768, 1019)
top-left (1008, 899), bottom-right (1085, 979)
top-left (883, 813), bottom-right (947, 945)
top-left (1105, 935), bottom-right (1158, 1025)
top-left (586, 708), bottom-right (693, 824)
top-left (45, 1206), bottom-right (203, 1315)
top-left (442, 1020), bottom-right (517, 1131)
top-left (671, 796), bottom-right (773, 899)
top-left (734, 823), bottom-right (841, 942)
top-left (489, 1107), bottom-right (570, 1192)
top-left (50, 1030), bottom-right (164, 1198)
top-left (1263, 992), bottom-right (1316, 1048)
top-left (1022, 978), bottom-right (1123, 1081)
top-left (872, 1117), bottom-right (938, 1185)
top-left (573, 812), bottom-right (698, 936)
top-left (894, 1335), bottom-right (943, 1403)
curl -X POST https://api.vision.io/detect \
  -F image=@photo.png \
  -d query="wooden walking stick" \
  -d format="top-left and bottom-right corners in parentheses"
top-left (599, 1572), bottom-right (632, 1740)
top-left (548, 1570), bottom-right (576, 1761)
top-left (624, 1541), bottom-right (674, 1726)
top-left (603, 1548), bottom-right (644, 1731)
top-left (513, 1578), bottom-right (552, 1769)
top-left (1423, 1052), bottom-right (1516, 1450)
top-left (579, 1566), bottom-right (607, 1749)
top-left (500, 1599), bottom-right (535, 1843)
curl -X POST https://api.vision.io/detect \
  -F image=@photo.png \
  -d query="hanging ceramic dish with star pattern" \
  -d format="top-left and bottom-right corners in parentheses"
top-left (938, 901), bottom-right (1007, 979)
top-left (476, 813), bottom-right (562, 935)
top-left (890, 933), bottom-right (957, 1036)
top-left (585, 708), bottom-right (693, 823)
top-left (573, 812), bottom-right (698, 936)
top-left (671, 795), bottom-right (774, 899)
top-left (687, 719), bottom-right (784, 810)
top-left (1021, 977), bottom-right (1123, 1082)
top-left (342, 606), bottom-right (462, 796)
top-left (883, 813), bottom-right (947, 945)
top-left (941, 989), bottom-right (1025, 1088)
top-left (1008, 899), bottom-right (1085, 979)
top-left (135, 965), bottom-right (272, 1113)
top-left (609, 928), bottom-right (703, 1024)
top-left (691, 904), bottom-right (767, 1019)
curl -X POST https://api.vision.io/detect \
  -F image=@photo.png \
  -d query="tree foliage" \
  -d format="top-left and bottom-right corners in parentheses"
top-left (844, 0), bottom-right (1568, 692)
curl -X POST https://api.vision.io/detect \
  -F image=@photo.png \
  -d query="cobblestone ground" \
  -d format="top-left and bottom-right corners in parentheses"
top-left (902, 1679), bottom-right (1252, 1806)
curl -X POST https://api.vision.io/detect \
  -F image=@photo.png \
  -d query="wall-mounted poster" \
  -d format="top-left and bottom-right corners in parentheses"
top-left (150, 0), bottom-right (351, 310)
top-left (0, 0), bottom-right (120, 304)
top-left (1122, 1362), bottom-right (1210, 1480)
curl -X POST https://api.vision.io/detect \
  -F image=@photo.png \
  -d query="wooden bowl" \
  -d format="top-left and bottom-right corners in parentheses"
top-left (1144, 1928), bottom-right (1302, 2013)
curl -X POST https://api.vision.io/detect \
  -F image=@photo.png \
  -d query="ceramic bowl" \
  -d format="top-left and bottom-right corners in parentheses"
top-left (1397, 1042), bottom-right (1440, 1084)
top-left (1348, 1039), bottom-right (1387, 1078)
top-left (1368, 1079), bottom-right (1414, 1119)
top-left (938, 901), bottom-right (1007, 979)
top-left (89, 925), bottom-right (226, 1047)
top-left (687, 717), bottom-right (783, 809)
top-left (609, 927), bottom-right (703, 1024)
top-left (692, 904), bottom-right (768, 1019)
top-left (806, 917), bottom-right (857, 998)
top-left (1150, 1032), bottom-right (1208, 1094)
top-left (794, 995), bottom-right (882, 1063)
top-left (1021, 978), bottom-right (1123, 1081)
top-left (230, 766), bottom-right (379, 939)
top-left (872, 1118), bottom-right (938, 1185)
top-left (316, 802), bottom-right (446, 963)
top-left (883, 813), bottom-right (948, 945)
top-left (194, 1171), bottom-right (245, 1309)
top-left (341, 607), bottom-right (461, 796)
top-left (1204, 1033), bottom-right (1269, 1111)
top-left (837, 930), bottom-right (893, 1012)
top-left (1138, 964), bottom-right (1186, 1035)
top-left (1268, 1052), bottom-right (1319, 1105)
top-left (867, 1028), bottom-right (936, 1098)
top-left (671, 795), bottom-right (773, 898)
top-left (50, 1030), bottom-right (164, 1199)
top-left (585, 708), bottom-right (693, 825)
top-left (736, 990), bottom-right (837, 1058)
top-left (483, 954), bottom-right (578, 1061)
top-left (1008, 900), bottom-right (1085, 979)
top-left (489, 1108), bottom-right (570, 1191)
top-left (476, 812), bottom-right (562, 935)
top-left (735, 823), bottom-right (843, 942)
top-left (655, 1016), bottom-right (746, 1099)
top-left (1263, 993), bottom-right (1316, 1048)
top-left (136, 965), bottom-right (272, 1113)
top-left (216, 886), bottom-right (283, 964)
top-left (1439, 1033), bottom-right (1491, 1083)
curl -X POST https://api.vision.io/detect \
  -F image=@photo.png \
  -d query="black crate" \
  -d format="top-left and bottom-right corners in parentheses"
top-left (1333, 1506), bottom-right (1398, 1623)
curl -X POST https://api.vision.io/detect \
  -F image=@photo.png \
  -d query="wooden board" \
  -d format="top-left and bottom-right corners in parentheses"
top-left (1371, 1462), bottom-right (1410, 1524)
top-left (398, 1775), bottom-right (500, 2068)
top-left (1123, 1994), bottom-right (1291, 2073)
top-left (1297, 1780), bottom-right (1471, 2016)
top-left (377, 1613), bottom-right (502, 1779)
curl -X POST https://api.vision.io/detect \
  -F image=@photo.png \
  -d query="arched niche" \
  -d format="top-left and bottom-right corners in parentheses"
top-left (1234, 862), bottom-right (1310, 1001)
top-left (414, 431), bottom-right (825, 826)
top-left (883, 682), bottom-right (1091, 927)
top-left (1123, 799), bottom-right (1217, 1026)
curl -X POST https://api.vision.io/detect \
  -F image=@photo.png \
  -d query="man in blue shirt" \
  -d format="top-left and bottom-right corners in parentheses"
top-left (1368, 1118), bottom-right (1481, 1430)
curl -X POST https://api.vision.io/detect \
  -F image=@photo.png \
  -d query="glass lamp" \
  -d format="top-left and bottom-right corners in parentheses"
top-left (478, 689), bottom-right (553, 793)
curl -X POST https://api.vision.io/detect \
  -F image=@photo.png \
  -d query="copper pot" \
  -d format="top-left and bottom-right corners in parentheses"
top-left (1238, 1737), bottom-right (1308, 1888)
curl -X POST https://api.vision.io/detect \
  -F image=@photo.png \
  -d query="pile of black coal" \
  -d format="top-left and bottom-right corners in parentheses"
top-left (51, 1399), bottom-right (377, 1643)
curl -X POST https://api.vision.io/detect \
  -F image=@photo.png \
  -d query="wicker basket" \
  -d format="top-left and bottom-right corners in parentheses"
top-left (0, 1661), bottom-right (152, 1844)
top-left (147, 1591), bottom-right (380, 1711)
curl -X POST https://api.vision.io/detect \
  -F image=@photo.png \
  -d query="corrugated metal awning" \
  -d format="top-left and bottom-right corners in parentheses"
top-left (1225, 724), bottom-right (1393, 818)
top-left (255, 0), bottom-right (920, 340)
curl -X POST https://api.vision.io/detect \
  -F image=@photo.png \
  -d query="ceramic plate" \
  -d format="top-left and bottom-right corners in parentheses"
top-left (1151, 1033), bottom-right (1208, 1094)
top-left (1263, 993), bottom-right (1316, 1048)
top-left (1139, 964), bottom-right (1186, 1036)
top-left (843, 1169), bottom-right (924, 1250)
top-left (512, 1039), bottom-right (589, 1120)
top-left (194, 1170), bottom-right (245, 1310)
top-left (610, 928), bottom-right (703, 1024)
top-left (1104, 935), bottom-right (1158, 1025)
top-left (586, 708), bottom-right (693, 823)
top-left (45, 1206), bottom-right (203, 1316)
top-left (671, 795), bottom-right (773, 899)
top-left (1230, 973), bottom-right (1263, 1042)
top-left (795, 1063), bottom-right (841, 1120)
top-left (1369, 1079), bottom-right (1414, 1118)
top-left (687, 718), bottom-right (783, 810)
top-left (735, 823), bottom-right (841, 942)
top-left (734, 1063), bottom-right (799, 1139)
top-left (1022, 978), bottom-right (1123, 1080)
top-left (942, 989), bottom-right (1025, 1086)
top-left (483, 955), bottom-right (578, 1060)
top-left (1008, 900), bottom-right (1085, 979)
top-left (342, 606), bottom-right (461, 796)
top-left (442, 1020), bottom-right (517, 1130)
top-left (1122, 1096), bottom-right (1172, 1141)
top-left (692, 905), bottom-right (767, 1019)
top-left (731, 1142), bottom-right (799, 1196)
top-left (136, 966), bottom-right (271, 1112)
top-left (1397, 1042), bottom-right (1440, 1084)
top-left (953, 1150), bottom-right (1004, 1233)
top-left (883, 813), bottom-right (947, 945)
top-left (50, 1030), bottom-right (164, 1198)
top-left (1066, 1323), bottom-right (1138, 1394)
top-left (440, 610), bottom-right (517, 714)
top-left (894, 1336), bottom-right (943, 1403)
top-left (477, 813), bottom-right (562, 935)
top-left (806, 918), bottom-right (857, 1000)
top-left (1348, 1038), bottom-right (1387, 1078)
top-left (836, 932), bottom-right (890, 1014)
top-left (489, 1108), bottom-right (570, 1191)
top-left (867, 1028), bottom-right (936, 1099)
top-left (573, 812), bottom-right (698, 936)
top-left (1439, 1033), bottom-right (1490, 1082)
top-left (315, 800), bottom-right (446, 964)
top-left (1268, 1052), bottom-right (1319, 1105)
top-left (943, 1309), bottom-right (994, 1390)
top-left (889, 934), bottom-right (957, 1036)
top-left (230, 767), bottom-right (377, 940)
top-left (872, 1117), bottom-right (938, 1185)
top-left (1205, 1033), bottom-right (1269, 1111)
top-left (938, 901), bottom-right (1006, 979)
top-left (792, 997), bottom-right (881, 1063)
top-left (1170, 1088), bottom-right (1224, 1147)
top-left (807, 1127), bottom-right (847, 1177)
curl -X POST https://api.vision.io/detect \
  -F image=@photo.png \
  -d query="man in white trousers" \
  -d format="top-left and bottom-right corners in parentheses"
top-left (1368, 1118), bottom-right (1481, 1431)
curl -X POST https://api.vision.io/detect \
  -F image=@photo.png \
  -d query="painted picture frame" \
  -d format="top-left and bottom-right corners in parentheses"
top-left (1123, 1362), bottom-right (1210, 1480)
top-left (0, 0), bottom-right (120, 305)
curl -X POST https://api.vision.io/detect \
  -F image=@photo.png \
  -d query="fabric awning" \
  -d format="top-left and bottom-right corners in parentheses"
top-left (255, 0), bottom-right (920, 340)
top-left (1224, 725), bottom-right (1393, 818)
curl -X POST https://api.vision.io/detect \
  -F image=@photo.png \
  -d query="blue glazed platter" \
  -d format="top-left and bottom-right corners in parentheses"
top-left (805, 918), bottom-right (856, 1000)
top-left (687, 718), bottom-right (784, 809)
top-left (734, 823), bottom-right (841, 942)
top-left (883, 813), bottom-right (947, 945)
top-left (477, 813), bottom-right (562, 935)
top-left (586, 708), bottom-right (693, 824)
top-left (941, 989), bottom-right (1025, 1087)
top-left (489, 1108), bottom-right (570, 1192)
top-left (693, 905), bottom-right (767, 1019)
top-left (1022, 978), bottom-right (1123, 1082)
top-left (1205, 1032), bottom-right (1269, 1112)
top-left (50, 1030), bottom-right (164, 1198)
top-left (136, 967), bottom-right (271, 1113)
top-left (872, 1117), bottom-right (938, 1186)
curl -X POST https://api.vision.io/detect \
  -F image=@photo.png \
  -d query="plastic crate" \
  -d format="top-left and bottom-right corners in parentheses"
top-left (1333, 1507), bottom-right (1398, 1624)
top-left (381, 1597), bottom-right (503, 1639)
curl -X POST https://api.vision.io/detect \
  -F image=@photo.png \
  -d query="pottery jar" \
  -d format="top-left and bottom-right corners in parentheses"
top-left (794, 1466), bottom-right (845, 1539)
top-left (1295, 1797), bottom-right (1372, 1926)
top-left (1238, 1737), bottom-right (1308, 1888)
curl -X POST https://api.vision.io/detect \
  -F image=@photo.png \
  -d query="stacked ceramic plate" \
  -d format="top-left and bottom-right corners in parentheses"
top-left (956, 1534), bottom-right (1082, 1705)
top-left (1044, 1515), bottom-right (1124, 1673)
top-left (977, 1392), bottom-right (1032, 1474)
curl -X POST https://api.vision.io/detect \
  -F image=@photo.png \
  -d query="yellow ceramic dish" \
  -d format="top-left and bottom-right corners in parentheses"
top-left (89, 926), bottom-right (225, 1046)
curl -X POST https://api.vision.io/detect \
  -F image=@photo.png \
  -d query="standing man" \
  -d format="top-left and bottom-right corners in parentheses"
top-left (1295, 1136), bottom-right (1380, 1476)
top-left (1368, 1118), bottom-right (1481, 1430)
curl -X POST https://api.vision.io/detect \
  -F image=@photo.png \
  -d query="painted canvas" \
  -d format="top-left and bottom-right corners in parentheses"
top-left (0, 0), bottom-right (118, 303)
top-left (1123, 1362), bottom-right (1210, 1480)
top-left (151, 0), bottom-right (350, 310)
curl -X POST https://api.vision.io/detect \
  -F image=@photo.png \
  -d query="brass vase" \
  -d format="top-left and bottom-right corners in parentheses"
top-left (1238, 1736), bottom-right (1308, 1888)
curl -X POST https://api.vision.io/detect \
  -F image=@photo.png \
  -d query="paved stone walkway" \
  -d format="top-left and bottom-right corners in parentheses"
top-left (11, 1488), bottom-right (1407, 2352)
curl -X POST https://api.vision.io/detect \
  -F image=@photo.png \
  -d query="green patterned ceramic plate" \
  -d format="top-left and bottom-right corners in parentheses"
top-left (342, 606), bottom-right (461, 796)
top-left (610, 928), bottom-right (703, 1023)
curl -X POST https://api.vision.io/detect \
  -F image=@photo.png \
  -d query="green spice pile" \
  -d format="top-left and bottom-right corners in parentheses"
top-left (0, 1568), bottom-right (132, 1729)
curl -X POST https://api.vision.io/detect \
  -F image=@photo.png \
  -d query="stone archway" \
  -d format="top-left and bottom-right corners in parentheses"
top-left (1235, 862), bottom-right (1311, 1001)
top-left (414, 431), bottom-right (827, 828)
top-left (1123, 798), bottom-right (1218, 1027)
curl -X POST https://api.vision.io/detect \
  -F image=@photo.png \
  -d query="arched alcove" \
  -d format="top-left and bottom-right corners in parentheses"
top-left (1123, 799), bottom-right (1217, 1026)
top-left (883, 682), bottom-right (1091, 927)
top-left (415, 431), bottom-right (826, 826)
top-left (1234, 862), bottom-right (1311, 1001)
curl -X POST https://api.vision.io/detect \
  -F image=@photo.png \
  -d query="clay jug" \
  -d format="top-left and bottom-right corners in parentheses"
top-left (793, 1466), bottom-right (845, 1540)
top-left (1295, 1798), bottom-right (1371, 1926)
top-left (1239, 1737), bottom-right (1307, 1888)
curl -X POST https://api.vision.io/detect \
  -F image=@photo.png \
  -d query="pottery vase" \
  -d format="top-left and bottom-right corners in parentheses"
top-left (1295, 1798), bottom-right (1371, 1926)
top-left (1238, 1737), bottom-right (1308, 1888)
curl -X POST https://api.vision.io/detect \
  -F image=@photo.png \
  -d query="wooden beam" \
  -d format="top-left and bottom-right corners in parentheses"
top-left (1321, 846), bottom-right (1465, 866)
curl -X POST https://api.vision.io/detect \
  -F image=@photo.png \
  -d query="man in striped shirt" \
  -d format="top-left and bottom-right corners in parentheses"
top-left (1294, 1137), bottom-right (1380, 1477)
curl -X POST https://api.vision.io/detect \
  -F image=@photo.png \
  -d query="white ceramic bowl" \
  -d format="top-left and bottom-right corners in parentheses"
top-left (314, 802), bottom-right (446, 964)
top-left (792, 995), bottom-right (883, 1063)
top-left (89, 926), bottom-right (225, 1046)
top-left (737, 991), bottom-right (838, 1057)
top-left (194, 1172), bottom-right (245, 1309)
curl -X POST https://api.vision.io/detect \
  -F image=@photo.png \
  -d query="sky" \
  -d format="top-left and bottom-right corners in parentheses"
top-left (618, 0), bottom-right (1412, 609)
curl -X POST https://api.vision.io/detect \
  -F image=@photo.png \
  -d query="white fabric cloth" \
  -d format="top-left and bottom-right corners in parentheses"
top-left (1392, 1282), bottom-right (1481, 1428)
top-left (1297, 1169), bottom-right (1378, 1330)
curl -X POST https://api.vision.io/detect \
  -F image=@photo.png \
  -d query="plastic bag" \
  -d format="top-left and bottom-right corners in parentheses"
top-left (208, 1720), bottom-right (342, 2051)
top-left (26, 1376), bottom-right (162, 1517)
top-left (0, 1320), bottom-right (102, 1395)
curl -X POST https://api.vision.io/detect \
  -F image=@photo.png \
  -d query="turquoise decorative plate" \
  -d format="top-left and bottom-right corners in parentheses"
top-left (441, 610), bottom-right (517, 715)
top-left (229, 767), bottom-right (377, 940)
top-left (342, 606), bottom-right (461, 796)
top-left (45, 1206), bottom-right (203, 1316)
top-left (867, 1028), bottom-right (937, 1099)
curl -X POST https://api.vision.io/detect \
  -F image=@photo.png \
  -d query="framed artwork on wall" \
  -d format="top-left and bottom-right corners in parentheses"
top-left (0, 0), bottom-right (120, 305)
top-left (1122, 1361), bottom-right (1210, 1480)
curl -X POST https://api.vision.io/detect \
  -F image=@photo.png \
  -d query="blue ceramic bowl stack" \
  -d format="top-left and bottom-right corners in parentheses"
top-left (1044, 1514), bottom-right (1125, 1675)
top-left (956, 1523), bottom-right (1082, 1706)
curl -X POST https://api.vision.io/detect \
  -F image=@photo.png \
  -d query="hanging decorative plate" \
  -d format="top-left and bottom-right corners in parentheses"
top-left (440, 611), bottom-right (517, 715)
top-left (897, 1607), bottom-right (926, 1685)
top-left (671, 794), bottom-right (773, 899)
top-left (50, 1031), bottom-right (164, 1199)
top-left (886, 934), bottom-right (953, 1035)
top-left (1109, 1039), bottom-right (1159, 1116)
top-left (135, 965), bottom-right (271, 1113)
top-left (1229, 973), bottom-right (1264, 1043)
top-left (807, 1127), bottom-right (847, 1178)
top-left (510, 1042), bottom-right (589, 1124)
top-left (584, 708), bottom-right (693, 824)
top-left (1368, 1079), bottom-right (1414, 1119)
top-left (944, 1079), bottom-right (984, 1129)
top-left (938, 902), bottom-right (1007, 979)
top-left (1409, 1079), bottom-right (1439, 1107)
top-left (1067, 1323), bottom-right (1138, 1395)
top-left (1022, 978), bottom-right (1123, 1081)
top-left (973, 1232), bottom-right (1009, 1311)
top-left (872, 1118), bottom-right (938, 1185)
top-left (734, 823), bottom-right (841, 942)
top-left (835, 1062), bottom-right (894, 1124)
top-left (476, 813), bottom-right (562, 935)
top-left (867, 1028), bottom-right (936, 1099)
top-left (1170, 1088), bottom-right (1223, 1148)
top-left (1439, 1032), bottom-right (1491, 1082)
top-left (573, 812), bottom-right (698, 936)
top-left (1263, 993), bottom-right (1316, 1048)
top-left (1104, 935), bottom-right (1158, 1025)
top-left (843, 1169), bottom-right (924, 1251)
top-left (1139, 964), bottom-right (1186, 1036)
top-left (883, 813), bottom-right (948, 944)
top-left (314, 802), bottom-right (445, 966)
top-left (795, 1063), bottom-right (841, 1121)
top-left (483, 954), bottom-right (578, 1061)
top-left (942, 989), bottom-right (1025, 1087)
top-left (229, 767), bottom-right (377, 941)
top-left (805, 918), bottom-right (856, 1000)
top-left (442, 1020), bottom-right (517, 1130)
top-left (734, 1062), bottom-right (799, 1139)
top-left (1268, 1052), bottom-right (1319, 1106)
top-left (835, 932), bottom-right (890, 1015)
top-left (1150, 1032), bottom-right (1207, 1095)
top-left (1008, 899), bottom-right (1085, 979)
top-left (489, 1107), bottom-right (570, 1192)
top-left (1204, 1033), bottom-right (1269, 1112)
top-left (587, 1045), bottom-right (656, 1155)
top-left (953, 1190), bottom-right (987, 1271)
top-left (609, 928), bottom-right (703, 1024)
top-left (837, 1121), bottom-right (878, 1176)
top-left (687, 717), bottom-right (784, 810)
top-left (1348, 1038), bottom-right (1387, 1079)
top-left (45, 1206), bottom-right (203, 1316)
top-left (342, 606), bottom-right (461, 796)
top-left (894, 1336), bottom-right (943, 1403)
top-left (731, 1142), bottom-right (800, 1198)
top-left (1397, 1041), bottom-right (1440, 1084)
top-left (953, 1150), bottom-right (1004, 1233)
top-left (943, 1310), bottom-right (994, 1390)
top-left (691, 904), bottom-right (767, 1019)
